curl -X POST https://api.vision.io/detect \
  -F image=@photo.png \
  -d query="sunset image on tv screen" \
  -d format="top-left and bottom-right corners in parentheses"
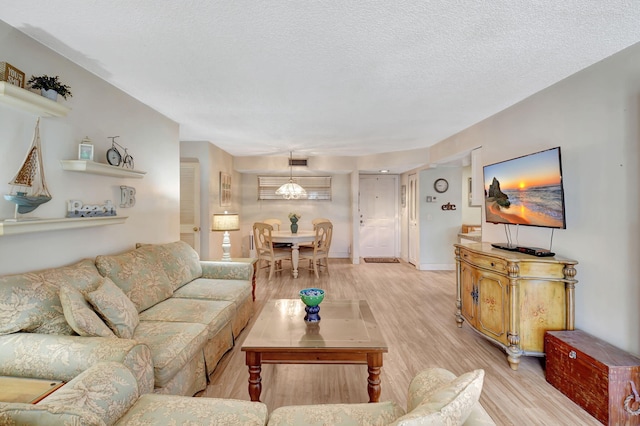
top-left (483, 147), bottom-right (566, 229)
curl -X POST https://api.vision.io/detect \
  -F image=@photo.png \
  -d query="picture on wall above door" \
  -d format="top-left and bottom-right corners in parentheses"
top-left (220, 172), bottom-right (231, 206)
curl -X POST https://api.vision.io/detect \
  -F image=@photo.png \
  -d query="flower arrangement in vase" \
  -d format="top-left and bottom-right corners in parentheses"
top-left (288, 212), bottom-right (301, 233)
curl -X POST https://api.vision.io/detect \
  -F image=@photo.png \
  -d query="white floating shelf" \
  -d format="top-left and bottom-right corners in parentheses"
top-left (60, 160), bottom-right (146, 178)
top-left (0, 82), bottom-right (71, 117)
top-left (0, 216), bottom-right (128, 236)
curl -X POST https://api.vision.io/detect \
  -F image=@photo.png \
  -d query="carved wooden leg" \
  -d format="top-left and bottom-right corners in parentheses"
top-left (367, 352), bottom-right (383, 403)
top-left (246, 352), bottom-right (262, 402)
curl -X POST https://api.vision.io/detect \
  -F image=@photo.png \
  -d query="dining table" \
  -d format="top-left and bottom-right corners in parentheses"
top-left (270, 230), bottom-right (315, 278)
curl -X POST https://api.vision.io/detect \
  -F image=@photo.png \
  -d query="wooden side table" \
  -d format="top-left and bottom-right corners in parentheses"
top-left (0, 376), bottom-right (65, 404)
top-left (232, 257), bottom-right (258, 301)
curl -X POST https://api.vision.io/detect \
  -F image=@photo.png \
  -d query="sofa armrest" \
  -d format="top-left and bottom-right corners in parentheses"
top-left (200, 261), bottom-right (253, 280)
top-left (0, 402), bottom-right (105, 426)
top-left (0, 333), bottom-right (154, 394)
top-left (37, 361), bottom-right (139, 426)
top-left (267, 401), bottom-right (404, 426)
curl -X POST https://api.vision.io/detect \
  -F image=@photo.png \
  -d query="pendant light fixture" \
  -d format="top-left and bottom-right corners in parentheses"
top-left (276, 151), bottom-right (307, 199)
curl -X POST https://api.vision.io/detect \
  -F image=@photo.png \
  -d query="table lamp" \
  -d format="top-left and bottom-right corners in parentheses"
top-left (212, 211), bottom-right (240, 261)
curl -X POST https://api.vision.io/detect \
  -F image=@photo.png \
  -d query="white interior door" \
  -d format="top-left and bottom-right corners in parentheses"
top-left (359, 175), bottom-right (397, 258)
top-left (180, 161), bottom-right (201, 255)
top-left (408, 173), bottom-right (419, 266)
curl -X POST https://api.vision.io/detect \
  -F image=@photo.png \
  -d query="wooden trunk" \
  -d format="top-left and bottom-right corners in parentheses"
top-left (545, 330), bottom-right (640, 425)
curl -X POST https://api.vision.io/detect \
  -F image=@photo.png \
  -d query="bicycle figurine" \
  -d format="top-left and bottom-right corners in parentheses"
top-left (106, 136), bottom-right (134, 169)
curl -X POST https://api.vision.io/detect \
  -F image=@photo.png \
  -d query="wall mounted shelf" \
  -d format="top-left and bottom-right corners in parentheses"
top-left (0, 216), bottom-right (128, 236)
top-left (60, 160), bottom-right (146, 178)
top-left (0, 82), bottom-right (71, 117)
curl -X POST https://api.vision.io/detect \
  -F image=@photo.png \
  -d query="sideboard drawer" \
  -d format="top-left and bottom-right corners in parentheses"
top-left (545, 330), bottom-right (640, 425)
top-left (459, 248), bottom-right (507, 273)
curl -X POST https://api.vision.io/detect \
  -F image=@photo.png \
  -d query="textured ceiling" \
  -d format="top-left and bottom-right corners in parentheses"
top-left (2, 1), bottom-right (640, 159)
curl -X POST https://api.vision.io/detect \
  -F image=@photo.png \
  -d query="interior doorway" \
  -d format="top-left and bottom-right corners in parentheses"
top-left (358, 175), bottom-right (398, 258)
top-left (180, 160), bottom-right (201, 255)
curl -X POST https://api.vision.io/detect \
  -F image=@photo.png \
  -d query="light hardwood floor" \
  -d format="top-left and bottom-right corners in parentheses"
top-left (201, 259), bottom-right (599, 425)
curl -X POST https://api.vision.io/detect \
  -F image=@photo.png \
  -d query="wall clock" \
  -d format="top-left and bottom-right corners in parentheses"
top-left (434, 178), bottom-right (449, 193)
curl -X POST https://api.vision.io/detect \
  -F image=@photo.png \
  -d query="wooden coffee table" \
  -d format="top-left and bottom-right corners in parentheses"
top-left (241, 299), bottom-right (388, 403)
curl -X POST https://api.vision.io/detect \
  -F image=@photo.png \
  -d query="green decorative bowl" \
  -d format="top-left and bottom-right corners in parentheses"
top-left (299, 288), bottom-right (325, 307)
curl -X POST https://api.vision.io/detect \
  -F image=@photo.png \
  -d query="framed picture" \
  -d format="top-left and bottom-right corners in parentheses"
top-left (220, 172), bottom-right (231, 206)
top-left (401, 185), bottom-right (406, 207)
top-left (78, 143), bottom-right (94, 161)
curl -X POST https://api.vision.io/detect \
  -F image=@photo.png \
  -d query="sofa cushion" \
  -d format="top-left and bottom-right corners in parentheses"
top-left (87, 278), bottom-right (139, 339)
top-left (391, 369), bottom-right (485, 426)
top-left (0, 402), bottom-right (105, 426)
top-left (136, 241), bottom-right (203, 290)
top-left (115, 394), bottom-right (268, 426)
top-left (95, 248), bottom-right (173, 312)
top-left (38, 361), bottom-right (139, 426)
top-left (132, 321), bottom-right (209, 388)
top-left (0, 258), bottom-right (103, 336)
top-left (268, 401), bottom-right (404, 426)
top-left (173, 278), bottom-right (252, 304)
top-left (139, 298), bottom-right (234, 340)
top-left (59, 284), bottom-right (115, 338)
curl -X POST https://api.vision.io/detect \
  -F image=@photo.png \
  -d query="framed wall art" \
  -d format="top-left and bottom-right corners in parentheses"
top-left (220, 172), bottom-right (231, 206)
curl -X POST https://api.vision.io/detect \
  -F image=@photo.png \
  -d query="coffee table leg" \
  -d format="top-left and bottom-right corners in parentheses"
top-left (367, 352), bottom-right (383, 403)
top-left (246, 352), bottom-right (262, 402)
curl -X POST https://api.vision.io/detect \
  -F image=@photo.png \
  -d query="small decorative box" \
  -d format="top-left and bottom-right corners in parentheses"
top-left (0, 62), bottom-right (26, 88)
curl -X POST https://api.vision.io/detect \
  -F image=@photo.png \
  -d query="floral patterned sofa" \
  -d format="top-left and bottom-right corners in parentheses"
top-left (0, 361), bottom-right (268, 425)
top-left (0, 364), bottom-right (494, 425)
top-left (0, 241), bottom-right (254, 397)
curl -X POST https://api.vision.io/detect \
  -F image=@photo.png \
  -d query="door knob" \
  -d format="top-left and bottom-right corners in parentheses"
top-left (193, 227), bottom-right (199, 232)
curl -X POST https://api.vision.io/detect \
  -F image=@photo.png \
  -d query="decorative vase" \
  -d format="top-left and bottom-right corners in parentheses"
top-left (41, 89), bottom-right (58, 101)
top-left (299, 288), bottom-right (325, 323)
top-left (290, 217), bottom-right (298, 233)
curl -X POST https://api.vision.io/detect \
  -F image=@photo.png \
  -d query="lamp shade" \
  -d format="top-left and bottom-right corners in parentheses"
top-left (212, 213), bottom-right (240, 231)
top-left (275, 180), bottom-right (307, 200)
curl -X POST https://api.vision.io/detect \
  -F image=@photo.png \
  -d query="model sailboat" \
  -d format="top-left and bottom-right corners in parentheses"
top-left (4, 118), bottom-right (52, 215)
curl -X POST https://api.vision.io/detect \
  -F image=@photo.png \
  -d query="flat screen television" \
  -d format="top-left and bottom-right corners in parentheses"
top-left (483, 147), bottom-right (566, 229)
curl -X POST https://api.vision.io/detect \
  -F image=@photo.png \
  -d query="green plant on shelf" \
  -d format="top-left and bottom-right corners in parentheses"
top-left (27, 75), bottom-right (73, 99)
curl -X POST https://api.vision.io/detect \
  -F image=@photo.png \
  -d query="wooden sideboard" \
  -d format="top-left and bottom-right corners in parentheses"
top-left (454, 243), bottom-right (578, 370)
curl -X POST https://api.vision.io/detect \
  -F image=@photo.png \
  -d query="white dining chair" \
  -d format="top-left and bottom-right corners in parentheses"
top-left (253, 222), bottom-right (292, 280)
top-left (299, 221), bottom-right (333, 278)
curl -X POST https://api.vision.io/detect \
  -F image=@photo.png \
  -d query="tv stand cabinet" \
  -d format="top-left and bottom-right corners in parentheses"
top-left (454, 242), bottom-right (578, 370)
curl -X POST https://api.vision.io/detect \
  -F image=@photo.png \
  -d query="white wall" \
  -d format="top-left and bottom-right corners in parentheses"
top-left (418, 167), bottom-right (462, 269)
top-left (0, 21), bottom-right (180, 275)
top-left (239, 173), bottom-right (352, 258)
top-left (428, 42), bottom-right (640, 355)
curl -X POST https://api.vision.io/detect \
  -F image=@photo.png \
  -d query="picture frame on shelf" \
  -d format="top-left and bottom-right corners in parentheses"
top-left (78, 143), bottom-right (94, 161)
top-left (220, 172), bottom-right (231, 206)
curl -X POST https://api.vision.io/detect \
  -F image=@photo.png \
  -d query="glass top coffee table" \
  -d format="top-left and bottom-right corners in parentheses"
top-left (241, 299), bottom-right (388, 403)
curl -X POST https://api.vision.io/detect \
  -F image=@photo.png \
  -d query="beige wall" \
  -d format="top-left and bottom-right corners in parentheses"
top-left (0, 21), bottom-right (180, 275)
top-left (429, 42), bottom-right (640, 355)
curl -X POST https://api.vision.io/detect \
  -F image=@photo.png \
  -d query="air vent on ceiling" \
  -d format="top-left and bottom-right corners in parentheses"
top-left (289, 158), bottom-right (308, 167)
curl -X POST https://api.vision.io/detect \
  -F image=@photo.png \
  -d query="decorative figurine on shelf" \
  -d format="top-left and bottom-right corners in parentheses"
top-left (289, 212), bottom-right (301, 234)
top-left (106, 136), bottom-right (134, 169)
top-left (66, 200), bottom-right (116, 217)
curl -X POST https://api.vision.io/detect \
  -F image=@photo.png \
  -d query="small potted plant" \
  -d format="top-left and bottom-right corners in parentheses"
top-left (27, 75), bottom-right (72, 101)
